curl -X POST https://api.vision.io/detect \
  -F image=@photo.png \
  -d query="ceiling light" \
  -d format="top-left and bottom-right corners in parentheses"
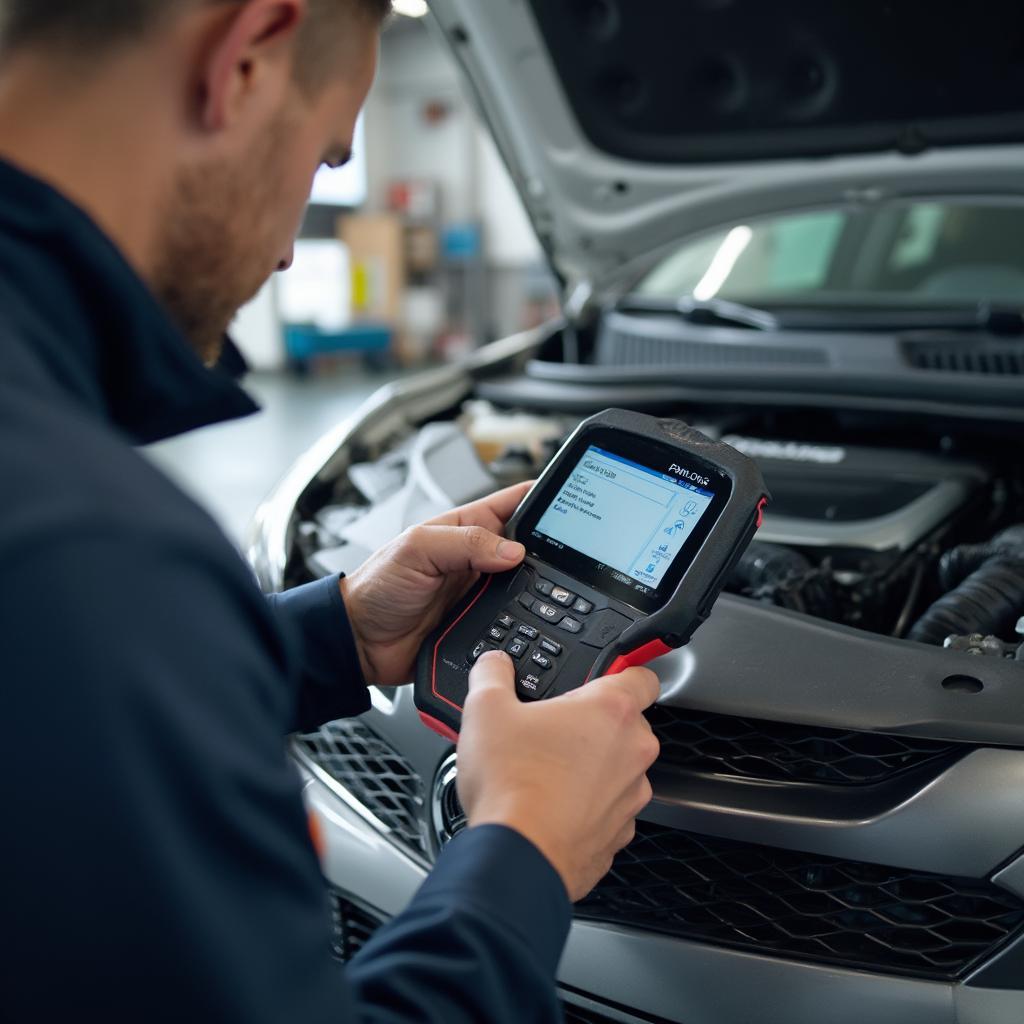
top-left (392, 0), bottom-right (429, 16)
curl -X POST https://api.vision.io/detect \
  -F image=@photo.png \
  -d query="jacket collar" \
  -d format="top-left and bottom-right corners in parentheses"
top-left (0, 158), bottom-right (259, 444)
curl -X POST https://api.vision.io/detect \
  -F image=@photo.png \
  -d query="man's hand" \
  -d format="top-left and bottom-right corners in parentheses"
top-left (457, 652), bottom-right (661, 902)
top-left (339, 482), bottom-right (532, 686)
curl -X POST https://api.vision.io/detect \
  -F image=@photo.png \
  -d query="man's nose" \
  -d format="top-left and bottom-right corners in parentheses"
top-left (277, 245), bottom-right (295, 272)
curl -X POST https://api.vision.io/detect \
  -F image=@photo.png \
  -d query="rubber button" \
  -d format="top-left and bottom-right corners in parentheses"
top-left (532, 652), bottom-right (552, 670)
top-left (516, 673), bottom-right (551, 700)
top-left (535, 579), bottom-right (554, 596)
top-left (557, 616), bottom-right (583, 634)
top-left (506, 637), bottom-right (529, 659)
top-left (518, 623), bottom-right (539, 640)
top-left (572, 597), bottom-right (594, 615)
top-left (539, 637), bottom-right (562, 657)
top-left (496, 613), bottom-right (515, 630)
top-left (469, 640), bottom-right (495, 664)
top-left (535, 602), bottom-right (562, 622)
top-left (517, 592), bottom-right (536, 613)
top-left (550, 586), bottom-right (575, 607)
top-left (487, 626), bottom-right (506, 642)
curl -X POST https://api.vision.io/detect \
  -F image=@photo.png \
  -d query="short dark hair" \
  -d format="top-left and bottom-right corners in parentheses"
top-left (0, 1), bottom-right (391, 75)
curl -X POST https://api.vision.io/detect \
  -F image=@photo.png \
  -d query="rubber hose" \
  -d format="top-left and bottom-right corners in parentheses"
top-left (728, 543), bottom-right (835, 618)
top-left (729, 542), bottom-right (811, 592)
top-left (908, 556), bottom-right (1024, 646)
top-left (939, 524), bottom-right (1024, 589)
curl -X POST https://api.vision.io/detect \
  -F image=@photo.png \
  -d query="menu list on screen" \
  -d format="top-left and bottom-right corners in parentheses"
top-left (533, 445), bottom-right (715, 589)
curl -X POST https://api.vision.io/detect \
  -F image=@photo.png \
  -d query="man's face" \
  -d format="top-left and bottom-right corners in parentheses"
top-left (153, 21), bottom-right (378, 365)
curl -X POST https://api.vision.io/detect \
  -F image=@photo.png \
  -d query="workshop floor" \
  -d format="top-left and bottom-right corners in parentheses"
top-left (146, 366), bottom-right (395, 545)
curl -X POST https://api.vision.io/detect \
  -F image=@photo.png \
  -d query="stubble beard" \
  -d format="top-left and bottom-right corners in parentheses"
top-left (151, 124), bottom-right (291, 367)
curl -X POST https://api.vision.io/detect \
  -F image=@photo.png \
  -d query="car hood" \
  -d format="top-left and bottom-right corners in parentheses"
top-left (427, 0), bottom-right (1024, 311)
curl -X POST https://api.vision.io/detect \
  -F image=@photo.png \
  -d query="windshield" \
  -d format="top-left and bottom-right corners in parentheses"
top-left (634, 200), bottom-right (1024, 309)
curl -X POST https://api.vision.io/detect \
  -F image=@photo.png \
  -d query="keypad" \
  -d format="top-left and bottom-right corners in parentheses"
top-left (467, 593), bottom-right (569, 701)
top-left (460, 573), bottom-right (635, 706)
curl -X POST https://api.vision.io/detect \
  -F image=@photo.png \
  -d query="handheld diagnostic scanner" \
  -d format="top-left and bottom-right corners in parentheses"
top-left (414, 409), bottom-right (769, 741)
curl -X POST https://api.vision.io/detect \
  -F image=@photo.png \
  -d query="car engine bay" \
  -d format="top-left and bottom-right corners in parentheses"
top-left (287, 396), bottom-right (1024, 662)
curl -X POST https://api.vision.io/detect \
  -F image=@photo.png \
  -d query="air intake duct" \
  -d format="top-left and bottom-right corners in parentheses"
top-left (908, 525), bottom-right (1024, 646)
top-left (727, 542), bottom-right (835, 618)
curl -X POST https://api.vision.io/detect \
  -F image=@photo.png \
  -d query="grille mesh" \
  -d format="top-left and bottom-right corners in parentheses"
top-left (646, 706), bottom-right (964, 786)
top-left (330, 894), bottom-right (384, 963)
top-left (576, 821), bottom-right (1024, 979)
top-left (295, 719), bottom-right (426, 854)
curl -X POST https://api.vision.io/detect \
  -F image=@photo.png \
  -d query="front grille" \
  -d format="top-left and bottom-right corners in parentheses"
top-left (904, 341), bottom-right (1024, 375)
top-left (295, 720), bottom-right (427, 855)
top-left (330, 894), bottom-right (386, 963)
top-left (328, 895), bottom-right (639, 1022)
top-left (646, 705), bottom-right (964, 786)
top-left (576, 822), bottom-right (1024, 979)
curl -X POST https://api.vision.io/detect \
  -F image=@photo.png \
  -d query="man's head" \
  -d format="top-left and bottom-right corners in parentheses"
top-left (0, 0), bottom-right (390, 362)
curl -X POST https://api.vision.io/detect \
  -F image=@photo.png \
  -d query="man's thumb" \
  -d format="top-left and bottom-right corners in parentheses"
top-left (467, 650), bottom-right (516, 698)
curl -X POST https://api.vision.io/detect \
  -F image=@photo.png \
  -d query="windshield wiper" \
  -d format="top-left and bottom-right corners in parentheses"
top-left (619, 296), bottom-right (778, 331)
top-left (620, 297), bottom-right (1024, 336)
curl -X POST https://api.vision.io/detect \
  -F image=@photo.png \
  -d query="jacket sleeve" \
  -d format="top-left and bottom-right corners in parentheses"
top-left (347, 824), bottom-right (571, 1024)
top-left (3, 528), bottom-right (570, 1024)
top-left (266, 573), bottom-right (372, 731)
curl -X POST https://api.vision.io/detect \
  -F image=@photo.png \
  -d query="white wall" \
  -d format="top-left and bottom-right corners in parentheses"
top-left (368, 21), bottom-right (543, 267)
top-left (231, 278), bottom-right (284, 371)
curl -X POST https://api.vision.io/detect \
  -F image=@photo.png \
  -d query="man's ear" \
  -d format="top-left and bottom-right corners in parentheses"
top-left (197, 0), bottom-right (307, 133)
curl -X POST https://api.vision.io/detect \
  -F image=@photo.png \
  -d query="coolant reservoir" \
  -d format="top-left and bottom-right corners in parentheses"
top-left (460, 400), bottom-right (566, 465)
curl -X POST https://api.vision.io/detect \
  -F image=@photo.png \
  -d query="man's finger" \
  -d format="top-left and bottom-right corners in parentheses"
top-left (427, 481), bottom-right (534, 532)
top-left (591, 666), bottom-right (662, 712)
top-left (467, 650), bottom-right (516, 699)
top-left (404, 524), bottom-right (525, 575)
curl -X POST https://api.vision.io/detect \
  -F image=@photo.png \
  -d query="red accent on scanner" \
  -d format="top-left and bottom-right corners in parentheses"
top-left (606, 638), bottom-right (674, 676)
top-left (756, 495), bottom-right (769, 529)
top-left (429, 575), bottom-right (495, 714)
top-left (418, 710), bottom-right (460, 743)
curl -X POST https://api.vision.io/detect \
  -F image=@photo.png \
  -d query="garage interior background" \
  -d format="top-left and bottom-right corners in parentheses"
top-left (149, 10), bottom-right (552, 541)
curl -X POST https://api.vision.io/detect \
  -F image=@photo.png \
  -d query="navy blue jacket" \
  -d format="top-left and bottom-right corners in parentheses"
top-left (0, 159), bottom-right (569, 1022)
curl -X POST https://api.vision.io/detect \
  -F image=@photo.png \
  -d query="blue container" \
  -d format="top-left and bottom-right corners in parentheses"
top-left (284, 323), bottom-right (392, 361)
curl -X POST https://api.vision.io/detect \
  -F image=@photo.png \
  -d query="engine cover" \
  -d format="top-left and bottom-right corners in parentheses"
top-left (722, 436), bottom-right (987, 553)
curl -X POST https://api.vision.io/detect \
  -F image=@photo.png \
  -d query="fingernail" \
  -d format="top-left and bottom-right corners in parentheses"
top-left (497, 540), bottom-right (526, 561)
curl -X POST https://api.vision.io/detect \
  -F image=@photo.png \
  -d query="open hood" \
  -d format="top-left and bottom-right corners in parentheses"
top-left (427, 0), bottom-right (1024, 310)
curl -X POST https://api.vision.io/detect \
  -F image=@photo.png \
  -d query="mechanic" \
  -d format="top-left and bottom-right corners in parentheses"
top-left (0, 1), bottom-right (660, 1021)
